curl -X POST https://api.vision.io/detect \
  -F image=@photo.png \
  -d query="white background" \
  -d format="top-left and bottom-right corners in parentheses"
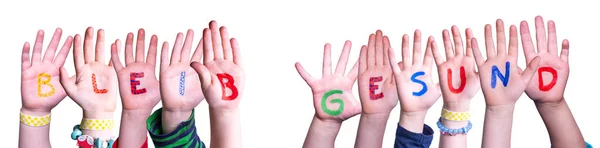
top-left (1, 0), bottom-right (598, 147)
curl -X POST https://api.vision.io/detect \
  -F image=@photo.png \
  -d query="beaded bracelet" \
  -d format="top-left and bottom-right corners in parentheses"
top-left (436, 117), bottom-right (472, 136)
top-left (71, 124), bottom-right (115, 148)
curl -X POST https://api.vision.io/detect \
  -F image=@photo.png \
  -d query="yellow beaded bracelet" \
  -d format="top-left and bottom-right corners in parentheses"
top-left (20, 112), bottom-right (51, 127)
top-left (80, 119), bottom-right (115, 131)
top-left (441, 108), bottom-right (470, 121)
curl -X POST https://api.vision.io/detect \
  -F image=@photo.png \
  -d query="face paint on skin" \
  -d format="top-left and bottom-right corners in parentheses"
top-left (537, 67), bottom-right (558, 91)
top-left (92, 73), bottom-right (108, 94)
top-left (179, 71), bottom-right (185, 96)
top-left (447, 66), bottom-right (466, 94)
top-left (217, 73), bottom-right (239, 101)
top-left (130, 72), bottom-right (147, 95)
top-left (321, 89), bottom-right (344, 116)
top-left (37, 73), bottom-right (55, 98)
top-left (411, 71), bottom-right (428, 96)
top-left (491, 61), bottom-right (511, 89)
top-left (369, 76), bottom-right (384, 100)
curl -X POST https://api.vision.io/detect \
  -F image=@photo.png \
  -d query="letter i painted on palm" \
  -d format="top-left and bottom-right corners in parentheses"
top-left (92, 73), bottom-right (108, 94)
top-left (37, 73), bottom-right (56, 97)
top-left (369, 76), bottom-right (384, 100)
top-left (491, 61), bottom-right (510, 89)
top-left (130, 72), bottom-right (147, 95)
top-left (179, 71), bottom-right (185, 96)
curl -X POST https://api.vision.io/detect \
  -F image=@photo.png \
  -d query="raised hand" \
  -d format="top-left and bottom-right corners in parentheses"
top-left (357, 30), bottom-right (398, 115)
top-left (111, 29), bottom-right (161, 111)
top-left (295, 41), bottom-right (361, 121)
top-left (191, 21), bottom-right (244, 109)
top-left (388, 30), bottom-right (441, 114)
top-left (520, 16), bottom-right (569, 103)
top-left (471, 20), bottom-right (540, 106)
top-left (431, 26), bottom-right (480, 111)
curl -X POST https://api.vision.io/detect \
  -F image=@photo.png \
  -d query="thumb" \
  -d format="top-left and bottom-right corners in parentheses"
top-left (190, 62), bottom-right (213, 90)
top-left (59, 67), bottom-right (77, 99)
top-left (521, 56), bottom-right (541, 85)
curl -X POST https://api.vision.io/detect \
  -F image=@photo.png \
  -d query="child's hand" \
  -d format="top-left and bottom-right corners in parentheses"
top-left (388, 30), bottom-right (441, 114)
top-left (21, 28), bottom-right (73, 114)
top-left (110, 29), bottom-right (161, 111)
top-left (191, 21), bottom-right (244, 110)
top-left (295, 41), bottom-right (362, 122)
top-left (471, 20), bottom-right (540, 106)
top-left (520, 16), bottom-right (570, 104)
top-left (357, 30), bottom-right (398, 115)
top-left (60, 27), bottom-right (117, 118)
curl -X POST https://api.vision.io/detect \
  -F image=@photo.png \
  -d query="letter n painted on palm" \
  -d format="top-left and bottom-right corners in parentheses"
top-left (491, 61), bottom-right (511, 89)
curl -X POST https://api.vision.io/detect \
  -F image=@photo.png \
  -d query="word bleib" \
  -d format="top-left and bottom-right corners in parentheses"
top-left (369, 76), bottom-right (384, 100)
top-left (130, 72), bottom-right (147, 95)
top-left (217, 73), bottom-right (239, 100)
top-left (411, 71), bottom-right (428, 96)
top-left (538, 67), bottom-right (558, 91)
top-left (321, 89), bottom-right (344, 116)
top-left (179, 72), bottom-right (185, 96)
top-left (37, 73), bottom-right (55, 97)
top-left (447, 66), bottom-right (466, 94)
top-left (491, 61), bottom-right (511, 88)
top-left (92, 73), bottom-right (108, 94)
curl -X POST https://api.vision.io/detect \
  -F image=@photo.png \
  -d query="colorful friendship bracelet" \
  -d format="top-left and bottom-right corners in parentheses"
top-left (80, 118), bottom-right (115, 131)
top-left (20, 112), bottom-right (51, 127)
top-left (436, 117), bottom-right (472, 136)
top-left (71, 124), bottom-right (115, 148)
top-left (440, 108), bottom-right (470, 121)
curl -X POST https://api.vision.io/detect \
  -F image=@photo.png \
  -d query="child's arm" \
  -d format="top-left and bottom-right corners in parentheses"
top-left (19, 28), bottom-right (72, 148)
top-left (520, 16), bottom-right (586, 148)
top-left (294, 40), bottom-right (361, 148)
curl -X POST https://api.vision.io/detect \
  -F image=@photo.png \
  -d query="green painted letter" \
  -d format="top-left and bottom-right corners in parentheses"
top-left (321, 90), bottom-right (345, 116)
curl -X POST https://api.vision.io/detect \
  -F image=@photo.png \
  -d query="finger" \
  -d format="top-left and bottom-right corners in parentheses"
top-left (322, 43), bottom-right (332, 77)
top-left (180, 29), bottom-right (194, 63)
top-left (359, 45), bottom-right (368, 73)
top-left (59, 67), bottom-right (77, 98)
top-left (496, 19), bottom-right (507, 55)
top-left (521, 56), bottom-right (541, 85)
top-left (334, 40), bottom-right (352, 76)
top-left (203, 28), bottom-right (214, 63)
top-left (508, 25), bottom-right (519, 61)
top-left (347, 59), bottom-right (359, 83)
top-left (412, 30), bottom-right (422, 65)
top-left (397, 61), bottom-right (404, 71)
top-left (471, 38), bottom-right (485, 67)
top-left (294, 62), bottom-right (315, 86)
top-left (190, 62), bottom-right (213, 90)
top-left (170, 32), bottom-right (184, 64)
top-left (31, 30), bottom-right (44, 63)
top-left (135, 29), bottom-right (146, 62)
top-left (22, 42), bottom-right (32, 70)
top-left (547, 20), bottom-right (558, 55)
top-left (83, 27), bottom-right (95, 63)
top-left (110, 43), bottom-right (124, 71)
top-left (160, 41), bottom-right (170, 72)
top-left (375, 30), bottom-right (384, 65)
top-left (484, 24), bottom-right (496, 59)
top-left (124, 33), bottom-right (135, 65)
top-left (231, 38), bottom-right (242, 66)
top-left (520, 21), bottom-right (537, 63)
top-left (535, 16), bottom-right (548, 53)
top-left (388, 47), bottom-right (402, 79)
top-left (220, 26), bottom-right (233, 61)
top-left (367, 34), bottom-right (376, 66)
top-left (401, 34), bottom-right (411, 68)
top-left (423, 36), bottom-right (435, 68)
top-left (53, 36), bottom-right (73, 67)
top-left (383, 36), bottom-right (391, 66)
top-left (430, 37), bottom-right (444, 65)
top-left (191, 37), bottom-right (204, 62)
top-left (451, 26), bottom-right (464, 56)
top-left (73, 34), bottom-right (84, 72)
top-left (442, 29), bottom-right (454, 59)
top-left (560, 39), bottom-right (569, 62)
top-left (95, 29), bottom-right (106, 64)
top-left (465, 28), bottom-right (474, 57)
top-left (43, 28), bottom-right (62, 62)
top-left (147, 35), bottom-right (158, 68)
top-left (210, 21), bottom-right (224, 60)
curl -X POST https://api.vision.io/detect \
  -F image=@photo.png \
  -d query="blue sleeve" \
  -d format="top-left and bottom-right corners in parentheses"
top-left (394, 123), bottom-right (434, 148)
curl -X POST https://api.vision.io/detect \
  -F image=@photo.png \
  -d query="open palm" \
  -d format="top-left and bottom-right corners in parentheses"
top-left (472, 20), bottom-right (540, 106)
top-left (21, 28), bottom-right (73, 112)
top-left (520, 16), bottom-right (570, 103)
top-left (111, 29), bottom-right (161, 111)
top-left (357, 30), bottom-right (397, 115)
top-left (191, 21), bottom-right (245, 110)
top-left (295, 41), bottom-right (361, 121)
top-left (159, 29), bottom-right (204, 112)
top-left (388, 30), bottom-right (441, 113)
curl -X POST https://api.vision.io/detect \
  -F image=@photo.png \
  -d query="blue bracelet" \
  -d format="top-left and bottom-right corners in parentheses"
top-left (436, 117), bottom-right (472, 136)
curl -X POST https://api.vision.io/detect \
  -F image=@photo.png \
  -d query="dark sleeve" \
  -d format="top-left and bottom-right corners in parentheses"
top-left (146, 108), bottom-right (206, 148)
top-left (394, 123), bottom-right (434, 148)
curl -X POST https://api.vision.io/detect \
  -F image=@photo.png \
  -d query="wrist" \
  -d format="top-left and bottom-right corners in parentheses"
top-left (20, 108), bottom-right (51, 116)
top-left (83, 111), bottom-right (114, 119)
top-left (122, 109), bottom-right (152, 118)
top-left (209, 107), bottom-right (240, 117)
top-left (399, 111), bottom-right (427, 133)
top-left (314, 115), bottom-right (342, 129)
top-left (443, 101), bottom-right (471, 112)
top-left (534, 97), bottom-right (566, 109)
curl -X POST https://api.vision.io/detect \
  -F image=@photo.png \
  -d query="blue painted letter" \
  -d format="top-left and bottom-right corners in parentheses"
top-left (411, 71), bottom-right (428, 96)
top-left (491, 61), bottom-right (510, 88)
top-left (179, 71), bottom-right (186, 96)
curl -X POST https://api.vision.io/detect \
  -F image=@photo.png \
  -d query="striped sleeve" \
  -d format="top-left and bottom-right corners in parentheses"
top-left (146, 108), bottom-right (205, 148)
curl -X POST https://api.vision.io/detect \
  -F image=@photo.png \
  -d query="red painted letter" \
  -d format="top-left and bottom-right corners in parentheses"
top-left (447, 66), bottom-right (467, 94)
top-left (217, 73), bottom-right (239, 100)
top-left (538, 67), bottom-right (558, 91)
top-left (369, 76), bottom-right (384, 100)
top-left (130, 72), bottom-right (147, 95)
top-left (92, 73), bottom-right (108, 94)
